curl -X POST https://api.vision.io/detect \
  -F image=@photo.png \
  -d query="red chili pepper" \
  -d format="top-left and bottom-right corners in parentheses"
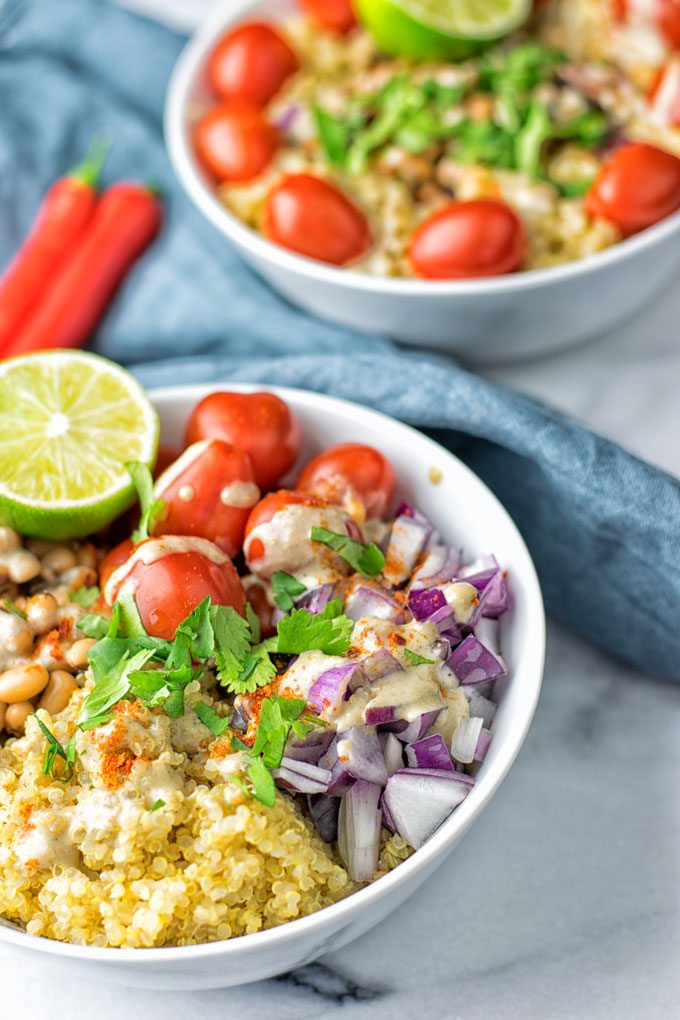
top-left (4, 183), bottom-right (163, 356)
top-left (0, 140), bottom-right (108, 350)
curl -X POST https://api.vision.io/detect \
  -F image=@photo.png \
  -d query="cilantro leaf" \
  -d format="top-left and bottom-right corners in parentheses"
top-left (276, 599), bottom-right (354, 656)
top-left (314, 106), bottom-right (353, 168)
top-left (77, 613), bottom-right (110, 640)
top-left (77, 648), bottom-right (155, 730)
top-left (35, 717), bottom-right (77, 782)
top-left (212, 604), bottom-right (275, 695)
top-left (151, 799), bottom-right (165, 811)
top-left (3, 599), bottom-right (27, 620)
top-left (127, 662), bottom-right (198, 717)
top-left (272, 571), bottom-right (306, 612)
top-left (310, 526), bottom-right (385, 576)
top-left (194, 701), bottom-right (231, 736)
top-left (403, 648), bottom-right (435, 667)
top-left (245, 601), bottom-right (261, 644)
top-left (127, 461), bottom-right (166, 543)
top-left (166, 597), bottom-right (214, 670)
top-left (244, 756), bottom-right (277, 808)
top-left (69, 586), bottom-right (100, 608)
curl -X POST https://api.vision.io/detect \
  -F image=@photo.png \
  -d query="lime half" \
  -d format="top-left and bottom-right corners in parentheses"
top-left (0, 350), bottom-right (158, 540)
top-left (354, 0), bottom-right (531, 60)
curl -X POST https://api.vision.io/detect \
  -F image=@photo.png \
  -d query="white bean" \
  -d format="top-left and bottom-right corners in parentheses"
top-left (38, 671), bottom-right (78, 716)
top-left (5, 701), bottom-right (33, 736)
top-left (66, 638), bottom-right (96, 670)
top-left (0, 662), bottom-right (50, 703)
top-left (26, 593), bottom-right (59, 635)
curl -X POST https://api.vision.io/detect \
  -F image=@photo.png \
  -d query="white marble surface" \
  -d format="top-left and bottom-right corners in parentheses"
top-left (2, 2), bottom-right (679, 1016)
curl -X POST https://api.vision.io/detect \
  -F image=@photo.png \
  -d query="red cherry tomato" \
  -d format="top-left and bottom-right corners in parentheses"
top-left (207, 22), bottom-right (299, 107)
top-left (296, 443), bottom-right (395, 518)
top-left (105, 538), bottom-right (245, 640)
top-left (185, 391), bottom-right (300, 492)
top-left (649, 57), bottom-right (680, 127)
top-left (194, 102), bottom-right (278, 183)
top-left (657, 0), bottom-right (680, 47)
top-left (409, 200), bottom-right (527, 279)
top-left (153, 440), bottom-right (259, 557)
top-left (244, 490), bottom-right (322, 564)
top-left (99, 538), bottom-right (134, 592)
top-left (262, 174), bottom-right (372, 265)
top-left (585, 142), bottom-right (680, 236)
top-left (298, 0), bottom-right (357, 33)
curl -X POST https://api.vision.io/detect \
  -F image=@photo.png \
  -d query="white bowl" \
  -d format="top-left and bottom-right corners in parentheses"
top-left (164, 0), bottom-right (680, 365)
top-left (0, 383), bottom-right (545, 988)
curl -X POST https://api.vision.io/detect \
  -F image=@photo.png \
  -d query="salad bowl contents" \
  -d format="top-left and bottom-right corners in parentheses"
top-left (0, 352), bottom-right (544, 983)
top-left (165, 0), bottom-right (680, 360)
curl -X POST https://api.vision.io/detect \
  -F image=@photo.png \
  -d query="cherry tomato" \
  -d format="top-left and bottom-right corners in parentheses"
top-left (409, 200), bottom-right (527, 279)
top-left (99, 538), bottom-right (134, 592)
top-left (657, 0), bottom-right (680, 47)
top-left (296, 443), bottom-right (395, 518)
top-left (586, 142), bottom-right (680, 236)
top-left (185, 391), bottom-right (301, 492)
top-left (244, 490), bottom-right (322, 564)
top-left (298, 0), bottom-right (357, 33)
top-left (649, 58), bottom-right (680, 127)
top-left (262, 174), bottom-right (372, 265)
top-left (153, 440), bottom-right (259, 557)
top-left (207, 22), bottom-right (299, 107)
top-left (245, 582), bottom-right (276, 638)
top-left (194, 102), bottom-right (278, 183)
top-left (105, 537), bottom-right (245, 640)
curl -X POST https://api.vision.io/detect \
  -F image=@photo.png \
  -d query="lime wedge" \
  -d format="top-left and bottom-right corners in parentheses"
top-left (0, 350), bottom-right (158, 540)
top-left (354, 0), bottom-right (531, 60)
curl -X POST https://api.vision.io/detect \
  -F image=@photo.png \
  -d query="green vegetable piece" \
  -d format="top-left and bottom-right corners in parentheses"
top-left (35, 717), bottom-right (77, 783)
top-left (403, 648), bottom-right (435, 666)
top-left (272, 571), bottom-right (307, 612)
top-left (310, 526), bottom-right (385, 576)
top-left (3, 599), bottom-right (28, 620)
top-left (77, 647), bottom-right (155, 730)
top-left (276, 599), bottom-right (354, 656)
top-left (127, 461), bottom-right (166, 543)
top-left (314, 106), bottom-right (352, 169)
top-left (194, 701), bottom-right (231, 736)
top-left (151, 799), bottom-right (165, 811)
top-left (69, 586), bottom-right (100, 608)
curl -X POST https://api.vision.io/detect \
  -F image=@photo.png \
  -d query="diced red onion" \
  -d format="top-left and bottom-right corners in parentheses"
top-left (447, 634), bottom-right (507, 686)
top-left (474, 616), bottom-right (500, 656)
top-left (338, 780), bottom-right (382, 882)
top-left (410, 545), bottom-right (462, 589)
top-left (275, 103), bottom-right (300, 132)
top-left (405, 733), bottom-right (454, 772)
top-left (337, 726), bottom-right (388, 786)
top-left (408, 586), bottom-right (447, 621)
top-left (474, 727), bottom-right (492, 762)
top-left (382, 768), bottom-right (473, 850)
top-left (307, 794), bottom-right (339, 843)
top-left (464, 687), bottom-right (497, 727)
top-left (383, 514), bottom-right (430, 587)
top-left (387, 708), bottom-right (441, 744)
top-left (459, 557), bottom-right (508, 618)
top-left (307, 661), bottom-right (362, 716)
top-left (364, 704), bottom-right (397, 727)
top-left (359, 648), bottom-right (402, 683)
top-left (230, 705), bottom-right (248, 734)
top-left (344, 583), bottom-right (406, 623)
top-left (380, 792), bottom-right (396, 833)
top-left (273, 758), bottom-right (331, 794)
top-left (285, 727), bottom-right (335, 764)
top-left (450, 716), bottom-right (484, 765)
top-left (380, 732), bottom-right (405, 777)
top-left (296, 583), bottom-right (336, 616)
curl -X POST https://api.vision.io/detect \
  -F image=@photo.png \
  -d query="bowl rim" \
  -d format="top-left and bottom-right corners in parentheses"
top-left (164, 0), bottom-right (680, 297)
top-left (0, 382), bottom-right (545, 964)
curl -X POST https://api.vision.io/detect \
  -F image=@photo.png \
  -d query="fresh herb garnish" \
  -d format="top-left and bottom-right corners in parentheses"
top-left (127, 461), bottom-right (166, 543)
top-left (212, 604), bottom-right (276, 695)
top-left (3, 599), bottom-right (27, 620)
top-left (151, 799), bottom-right (165, 811)
top-left (403, 648), bottom-right (435, 667)
top-left (310, 526), bottom-right (385, 576)
top-left (69, 586), bottom-right (100, 608)
top-left (35, 717), bottom-right (77, 782)
top-left (276, 599), bottom-right (354, 656)
top-left (77, 612), bottom-right (110, 640)
top-left (271, 571), bottom-right (307, 612)
top-left (233, 696), bottom-right (312, 807)
top-left (77, 647), bottom-right (155, 730)
top-left (194, 701), bottom-right (231, 736)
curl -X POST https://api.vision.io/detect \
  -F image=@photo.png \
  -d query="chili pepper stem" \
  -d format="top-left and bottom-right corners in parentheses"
top-left (69, 135), bottom-right (111, 188)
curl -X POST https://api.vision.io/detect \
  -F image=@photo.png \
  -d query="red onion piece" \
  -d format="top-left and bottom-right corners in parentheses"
top-left (408, 586), bottom-right (447, 621)
top-left (382, 768), bottom-right (473, 850)
top-left (284, 727), bottom-right (335, 764)
top-left (387, 708), bottom-right (441, 744)
top-left (446, 634), bottom-right (507, 686)
top-left (383, 514), bottom-right (430, 587)
top-left (410, 545), bottom-right (462, 589)
top-left (474, 727), bottom-right (493, 762)
top-left (295, 583), bottom-right (336, 615)
top-left (450, 716), bottom-right (484, 764)
top-left (344, 583), bottom-right (405, 623)
top-left (464, 687), bottom-right (497, 727)
top-left (337, 726), bottom-right (388, 786)
top-left (405, 733), bottom-right (454, 772)
top-left (307, 794), bottom-right (339, 843)
top-left (338, 780), bottom-right (382, 882)
top-left (273, 758), bottom-right (332, 794)
top-left (307, 661), bottom-right (362, 716)
top-left (380, 732), bottom-right (405, 777)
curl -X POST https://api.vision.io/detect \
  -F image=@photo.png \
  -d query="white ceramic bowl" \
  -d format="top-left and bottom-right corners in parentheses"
top-left (164, 0), bottom-right (680, 365)
top-left (0, 384), bottom-right (545, 989)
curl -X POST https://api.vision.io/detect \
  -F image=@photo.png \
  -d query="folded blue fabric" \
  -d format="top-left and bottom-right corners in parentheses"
top-left (1, 0), bottom-right (678, 678)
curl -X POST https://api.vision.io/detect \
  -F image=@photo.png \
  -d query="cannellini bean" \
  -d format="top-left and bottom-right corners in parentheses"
top-left (66, 638), bottom-right (96, 670)
top-left (5, 701), bottom-right (33, 736)
top-left (5, 620), bottom-right (33, 657)
top-left (5, 549), bottom-right (41, 584)
top-left (0, 527), bottom-right (20, 554)
top-left (77, 544), bottom-right (97, 568)
top-left (38, 670), bottom-right (78, 716)
top-left (0, 701), bottom-right (6, 731)
top-left (0, 662), bottom-right (50, 703)
top-left (42, 547), bottom-right (78, 576)
top-left (62, 565), bottom-right (98, 590)
top-left (26, 592), bottom-right (59, 635)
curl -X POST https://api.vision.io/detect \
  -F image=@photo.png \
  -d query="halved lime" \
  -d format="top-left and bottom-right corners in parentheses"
top-left (0, 350), bottom-right (158, 540)
top-left (354, 0), bottom-right (531, 60)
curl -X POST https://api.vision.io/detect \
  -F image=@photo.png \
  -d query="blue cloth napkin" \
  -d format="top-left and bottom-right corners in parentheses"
top-left (1, 0), bottom-right (679, 678)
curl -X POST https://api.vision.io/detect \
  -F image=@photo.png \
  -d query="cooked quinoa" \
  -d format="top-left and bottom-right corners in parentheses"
top-left (215, 0), bottom-right (680, 274)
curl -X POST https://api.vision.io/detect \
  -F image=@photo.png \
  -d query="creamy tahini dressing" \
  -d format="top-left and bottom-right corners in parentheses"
top-left (333, 663), bottom-right (445, 730)
top-left (349, 616), bottom-right (441, 666)
top-left (104, 536), bottom-right (229, 604)
top-left (441, 581), bottom-right (479, 624)
top-left (219, 480), bottom-right (260, 508)
top-left (244, 503), bottom-right (354, 584)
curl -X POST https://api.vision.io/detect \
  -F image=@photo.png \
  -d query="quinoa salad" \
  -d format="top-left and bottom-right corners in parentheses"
top-left (193, 0), bottom-right (680, 277)
top-left (0, 378), bottom-right (508, 949)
